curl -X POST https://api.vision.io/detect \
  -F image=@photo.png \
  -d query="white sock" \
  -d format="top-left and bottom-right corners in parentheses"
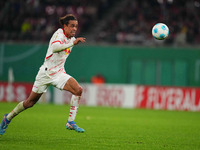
top-left (68, 95), bottom-right (80, 122)
top-left (6, 101), bottom-right (25, 121)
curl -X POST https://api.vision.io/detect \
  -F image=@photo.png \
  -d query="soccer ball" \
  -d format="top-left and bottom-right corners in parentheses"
top-left (152, 23), bottom-right (169, 40)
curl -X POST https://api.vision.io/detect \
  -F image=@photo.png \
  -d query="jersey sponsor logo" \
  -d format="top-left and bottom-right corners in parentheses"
top-left (64, 48), bottom-right (71, 55)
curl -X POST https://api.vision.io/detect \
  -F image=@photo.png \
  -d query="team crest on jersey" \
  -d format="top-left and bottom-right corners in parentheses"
top-left (64, 48), bottom-right (71, 55)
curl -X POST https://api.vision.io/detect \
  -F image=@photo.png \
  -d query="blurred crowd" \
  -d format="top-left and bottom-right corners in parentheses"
top-left (0, 0), bottom-right (200, 46)
top-left (96, 0), bottom-right (200, 46)
top-left (0, 0), bottom-right (115, 42)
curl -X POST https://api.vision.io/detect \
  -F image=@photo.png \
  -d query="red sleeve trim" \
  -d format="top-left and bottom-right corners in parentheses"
top-left (51, 40), bottom-right (61, 45)
top-left (46, 54), bottom-right (53, 60)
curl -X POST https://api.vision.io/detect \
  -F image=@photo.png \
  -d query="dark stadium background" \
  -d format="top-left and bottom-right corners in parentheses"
top-left (0, 0), bottom-right (200, 86)
top-left (0, 1), bottom-right (200, 150)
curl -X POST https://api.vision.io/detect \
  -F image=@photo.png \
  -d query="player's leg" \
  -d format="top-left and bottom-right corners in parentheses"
top-left (63, 77), bottom-right (85, 133)
top-left (0, 91), bottom-right (42, 135)
top-left (63, 77), bottom-right (82, 96)
top-left (6, 91), bottom-right (42, 120)
top-left (0, 65), bottom-right (50, 135)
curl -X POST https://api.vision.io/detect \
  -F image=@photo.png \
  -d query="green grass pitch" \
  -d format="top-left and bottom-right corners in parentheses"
top-left (0, 102), bottom-right (200, 150)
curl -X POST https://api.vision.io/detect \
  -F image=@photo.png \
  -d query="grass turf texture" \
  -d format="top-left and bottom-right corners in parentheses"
top-left (0, 102), bottom-right (200, 150)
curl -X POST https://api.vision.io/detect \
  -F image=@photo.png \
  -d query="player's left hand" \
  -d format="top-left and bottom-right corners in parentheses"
top-left (74, 37), bottom-right (86, 45)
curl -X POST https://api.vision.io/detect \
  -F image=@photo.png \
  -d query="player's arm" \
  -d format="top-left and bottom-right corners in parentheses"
top-left (51, 40), bottom-right (73, 53)
top-left (73, 37), bottom-right (86, 45)
top-left (52, 37), bottom-right (86, 53)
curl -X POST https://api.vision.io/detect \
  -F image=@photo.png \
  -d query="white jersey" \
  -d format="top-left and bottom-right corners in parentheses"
top-left (32, 28), bottom-right (76, 93)
top-left (42, 28), bottom-right (76, 76)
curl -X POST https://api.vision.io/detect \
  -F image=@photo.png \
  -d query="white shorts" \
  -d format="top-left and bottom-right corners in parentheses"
top-left (32, 66), bottom-right (71, 93)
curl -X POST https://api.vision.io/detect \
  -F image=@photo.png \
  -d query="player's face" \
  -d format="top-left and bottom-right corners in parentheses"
top-left (64, 20), bottom-right (78, 38)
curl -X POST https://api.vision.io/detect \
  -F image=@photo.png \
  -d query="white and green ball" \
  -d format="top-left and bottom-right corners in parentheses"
top-left (152, 23), bottom-right (169, 40)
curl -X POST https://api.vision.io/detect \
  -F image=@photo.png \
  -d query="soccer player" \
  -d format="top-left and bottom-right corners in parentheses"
top-left (0, 14), bottom-right (86, 134)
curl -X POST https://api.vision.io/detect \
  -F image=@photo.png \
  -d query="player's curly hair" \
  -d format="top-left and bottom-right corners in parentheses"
top-left (59, 14), bottom-right (77, 26)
